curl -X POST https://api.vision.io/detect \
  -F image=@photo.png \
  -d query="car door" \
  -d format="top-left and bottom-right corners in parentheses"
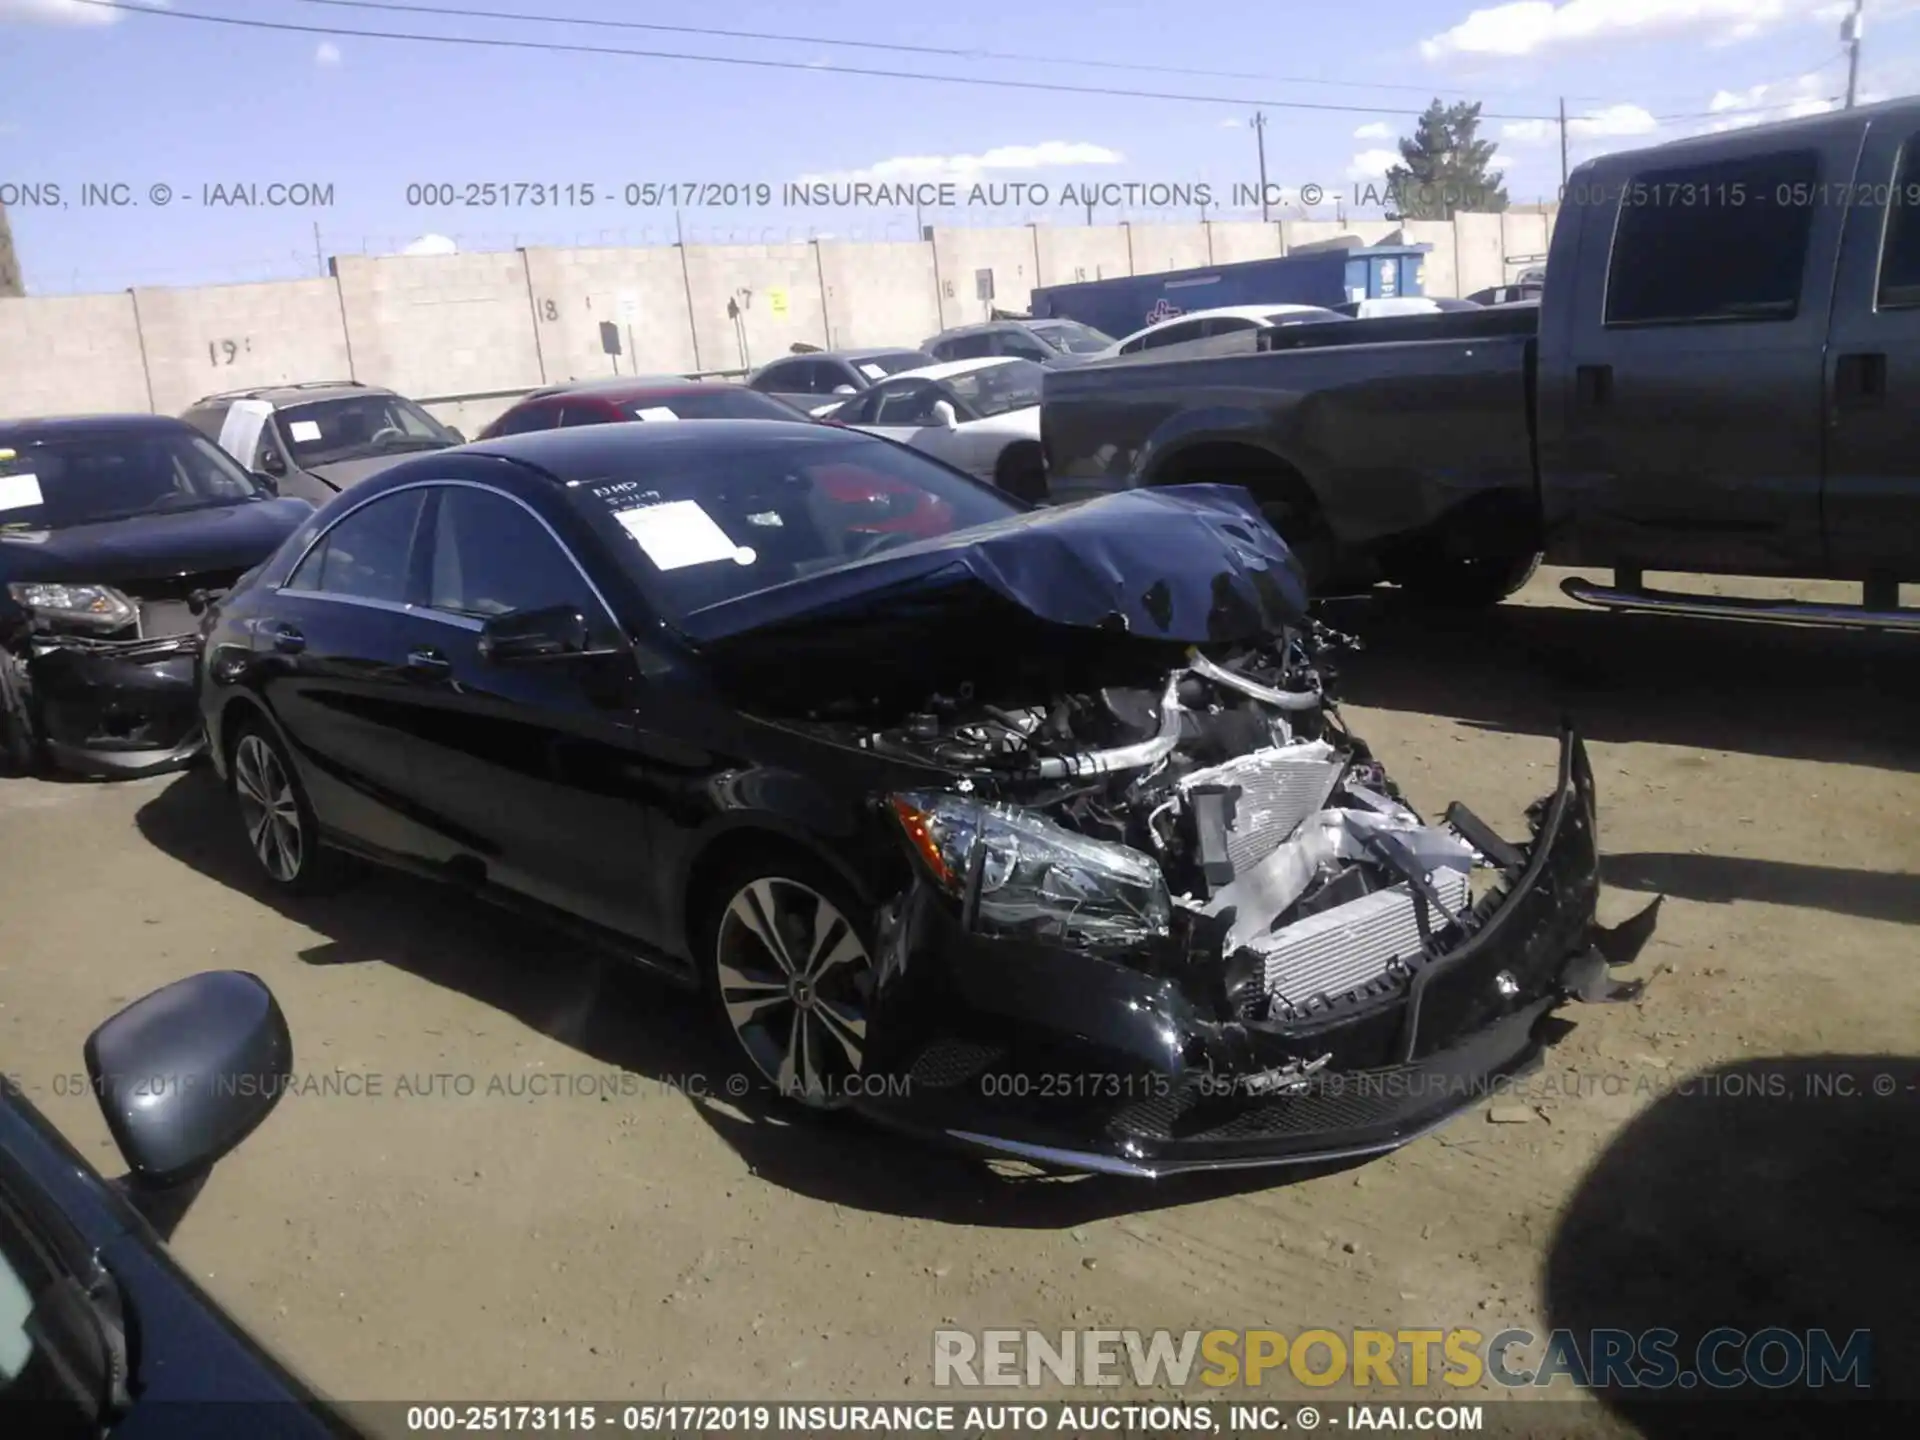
top-left (1551, 128), bottom-right (1860, 573)
top-left (1820, 117), bottom-right (1920, 577)
top-left (855, 379), bottom-right (974, 467)
top-left (255, 486), bottom-right (456, 864)
top-left (391, 481), bottom-right (662, 941)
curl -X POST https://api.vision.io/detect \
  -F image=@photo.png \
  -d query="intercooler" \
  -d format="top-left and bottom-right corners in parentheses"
top-left (1252, 867), bottom-right (1473, 1009)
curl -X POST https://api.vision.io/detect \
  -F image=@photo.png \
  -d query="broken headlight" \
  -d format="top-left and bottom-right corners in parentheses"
top-left (890, 792), bottom-right (1171, 948)
top-left (7, 582), bottom-right (136, 632)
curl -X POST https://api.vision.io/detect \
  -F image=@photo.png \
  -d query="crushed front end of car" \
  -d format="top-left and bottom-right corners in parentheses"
top-left (0, 575), bottom-right (232, 778)
top-left (850, 634), bottom-right (1659, 1179)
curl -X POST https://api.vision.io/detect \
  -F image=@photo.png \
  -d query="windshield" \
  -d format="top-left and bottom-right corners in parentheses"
top-left (0, 429), bottom-right (268, 531)
top-left (276, 394), bottom-right (459, 466)
top-left (944, 360), bottom-right (1044, 418)
top-left (628, 390), bottom-right (807, 421)
top-left (1033, 321), bottom-right (1115, 354)
top-left (857, 352), bottom-right (934, 378)
top-left (565, 431), bottom-right (1020, 623)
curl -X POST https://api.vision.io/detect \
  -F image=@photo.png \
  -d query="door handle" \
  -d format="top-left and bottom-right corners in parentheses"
top-left (1835, 351), bottom-right (1887, 407)
top-left (1575, 363), bottom-right (1613, 406)
top-left (404, 648), bottom-right (452, 678)
top-left (266, 623), bottom-right (305, 654)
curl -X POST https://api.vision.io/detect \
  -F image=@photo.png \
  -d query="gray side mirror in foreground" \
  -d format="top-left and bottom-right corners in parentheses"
top-left (85, 970), bottom-right (293, 1193)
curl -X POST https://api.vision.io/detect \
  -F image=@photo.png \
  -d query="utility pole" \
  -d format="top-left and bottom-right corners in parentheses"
top-left (1843, 0), bottom-right (1864, 108)
top-left (1251, 111), bottom-right (1271, 221)
top-left (1558, 97), bottom-right (1570, 190)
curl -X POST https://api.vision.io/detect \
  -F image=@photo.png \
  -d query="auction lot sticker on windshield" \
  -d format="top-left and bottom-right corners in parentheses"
top-left (287, 420), bottom-right (324, 442)
top-left (634, 407), bottom-right (679, 422)
top-left (612, 498), bottom-right (756, 570)
top-left (858, 363), bottom-right (887, 380)
top-left (0, 472), bottom-right (43, 513)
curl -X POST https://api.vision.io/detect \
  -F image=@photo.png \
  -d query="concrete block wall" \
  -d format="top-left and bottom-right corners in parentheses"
top-left (134, 278), bottom-right (351, 415)
top-left (0, 210), bottom-right (1550, 422)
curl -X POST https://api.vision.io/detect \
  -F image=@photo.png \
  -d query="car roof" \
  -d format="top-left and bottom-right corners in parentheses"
top-left (925, 321), bottom-right (1033, 340)
top-left (886, 356), bottom-right (1027, 383)
top-left (189, 381), bottom-right (390, 407)
top-left (517, 377), bottom-right (735, 403)
top-left (0, 413), bottom-right (199, 441)
top-left (458, 417), bottom-right (867, 479)
top-left (764, 348), bottom-right (927, 366)
top-left (1114, 304), bottom-right (1337, 345)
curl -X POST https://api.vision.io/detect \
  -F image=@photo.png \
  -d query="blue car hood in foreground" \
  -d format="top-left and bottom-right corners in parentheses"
top-left (676, 484), bottom-right (1309, 648)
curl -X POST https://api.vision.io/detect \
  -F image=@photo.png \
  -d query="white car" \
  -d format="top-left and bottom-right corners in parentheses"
top-left (1334, 296), bottom-right (1484, 318)
top-left (833, 356), bottom-right (1048, 501)
top-left (1099, 303), bottom-right (1350, 357)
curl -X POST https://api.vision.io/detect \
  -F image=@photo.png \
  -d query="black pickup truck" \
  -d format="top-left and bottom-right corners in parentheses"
top-left (1041, 100), bottom-right (1920, 627)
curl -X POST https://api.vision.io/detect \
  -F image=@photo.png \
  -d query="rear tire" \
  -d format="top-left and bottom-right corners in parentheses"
top-left (227, 719), bottom-right (346, 895)
top-left (694, 849), bottom-right (877, 1112)
top-left (1393, 552), bottom-right (1543, 608)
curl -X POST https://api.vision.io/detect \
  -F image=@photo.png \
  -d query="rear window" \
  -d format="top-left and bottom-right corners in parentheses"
top-left (1605, 150), bottom-right (1819, 326)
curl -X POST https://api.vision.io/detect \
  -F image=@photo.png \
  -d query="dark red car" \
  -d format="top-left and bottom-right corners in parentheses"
top-left (477, 378), bottom-right (955, 540)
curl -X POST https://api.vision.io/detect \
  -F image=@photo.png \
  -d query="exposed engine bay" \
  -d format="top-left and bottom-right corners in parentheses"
top-left (863, 621), bottom-right (1506, 1026)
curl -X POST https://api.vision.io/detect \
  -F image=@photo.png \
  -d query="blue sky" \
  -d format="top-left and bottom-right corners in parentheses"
top-left (4, 0), bottom-right (1919, 292)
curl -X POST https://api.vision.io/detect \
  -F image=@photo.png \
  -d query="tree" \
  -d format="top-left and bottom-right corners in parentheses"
top-left (1385, 100), bottom-right (1509, 220)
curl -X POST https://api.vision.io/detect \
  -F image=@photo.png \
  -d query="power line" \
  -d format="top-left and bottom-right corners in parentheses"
top-left (73, 0), bottom-right (1568, 120)
top-left (287, 0), bottom-right (1627, 103)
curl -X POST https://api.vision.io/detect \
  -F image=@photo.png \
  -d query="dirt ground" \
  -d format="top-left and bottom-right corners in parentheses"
top-left (2, 567), bottom-right (1917, 1436)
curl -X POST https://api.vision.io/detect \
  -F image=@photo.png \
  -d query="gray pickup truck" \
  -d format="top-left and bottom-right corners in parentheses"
top-left (1041, 100), bottom-right (1920, 626)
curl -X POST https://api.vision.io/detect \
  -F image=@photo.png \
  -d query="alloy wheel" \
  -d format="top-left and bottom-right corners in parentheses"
top-left (233, 733), bottom-right (305, 884)
top-left (714, 877), bottom-right (873, 1109)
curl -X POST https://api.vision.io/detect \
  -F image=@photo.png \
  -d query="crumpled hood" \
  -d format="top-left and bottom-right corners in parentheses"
top-left (0, 498), bottom-right (313, 585)
top-left (677, 484), bottom-right (1308, 648)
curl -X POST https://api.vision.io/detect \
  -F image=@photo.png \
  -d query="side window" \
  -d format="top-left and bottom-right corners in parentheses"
top-left (1140, 319), bottom-right (1208, 350)
top-left (181, 403), bottom-right (230, 441)
top-left (837, 387), bottom-right (885, 425)
top-left (1605, 149), bottom-right (1819, 326)
top-left (1203, 316), bottom-right (1260, 337)
top-left (940, 333), bottom-right (997, 361)
top-left (758, 362), bottom-right (805, 394)
top-left (426, 487), bottom-right (603, 625)
top-left (1877, 134), bottom-right (1920, 308)
top-left (872, 382), bottom-right (943, 426)
top-left (1000, 332), bottom-right (1052, 360)
top-left (558, 405), bottom-right (610, 428)
top-left (287, 490), bottom-right (426, 602)
top-left (490, 402), bottom-right (560, 436)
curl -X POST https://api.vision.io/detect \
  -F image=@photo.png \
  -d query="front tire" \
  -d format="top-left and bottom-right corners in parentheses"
top-left (229, 720), bottom-right (342, 894)
top-left (1393, 551), bottom-right (1543, 608)
top-left (697, 852), bottom-right (877, 1111)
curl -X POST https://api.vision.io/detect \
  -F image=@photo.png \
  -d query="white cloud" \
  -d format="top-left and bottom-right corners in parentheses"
top-left (398, 234), bottom-right (458, 256)
top-left (1220, 117), bottom-right (1243, 128)
top-left (1354, 122), bottom-right (1395, 140)
top-left (314, 40), bottom-right (341, 66)
top-left (1704, 69), bottom-right (1838, 128)
top-left (797, 141), bottom-right (1125, 185)
top-left (1347, 148), bottom-right (1403, 181)
top-left (1502, 103), bottom-right (1660, 144)
top-left (1421, 0), bottom-right (1818, 62)
top-left (0, 0), bottom-right (123, 23)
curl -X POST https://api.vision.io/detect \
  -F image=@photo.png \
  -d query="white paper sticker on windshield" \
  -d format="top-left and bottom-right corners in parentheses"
top-left (613, 500), bottom-right (755, 570)
top-left (634, 406), bottom-right (679, 422)
top-left (858, 364), bottom-right (887, 381)
top-left (0, 473), bottom-right (43, 513)
top-left (287, 420), bottom-right (323, 442)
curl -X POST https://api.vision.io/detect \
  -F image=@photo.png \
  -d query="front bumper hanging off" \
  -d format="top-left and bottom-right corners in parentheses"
top-left (1, 633), bottom-right (206, 778)
top-left (856, 729), bottom-right (1661, 1178)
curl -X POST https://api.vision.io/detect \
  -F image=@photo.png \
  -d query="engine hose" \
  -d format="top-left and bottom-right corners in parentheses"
top-left (1029, 673), bottom-right (1184, 779)
top-left (1184, 646), bottom-right (1322, 711)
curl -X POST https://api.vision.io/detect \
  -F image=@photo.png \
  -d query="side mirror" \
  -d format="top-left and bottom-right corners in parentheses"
top-left (446, 427), bottom-right (466, 444)
top-left (478, 604), bottom-right (590, 664)
top-left (251, 469), bottom-right (279, 495)
top-left (832, 384), bottom-right (858, 396)
top-left (931, 400), bottom-right (959, 430)
top-left (86, 971), bottom-right (292, 1196)
top-left (258, 448), bottom-right (288, 476)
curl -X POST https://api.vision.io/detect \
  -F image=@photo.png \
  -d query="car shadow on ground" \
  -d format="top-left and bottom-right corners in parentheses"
top-left (1600, 853), bottom-right (1920, 927)
top-left (1321, 595), bottom-right (1920, 772)
top-left (136, 768), bottom-right (1340, 1225)
top-left (1543, 1055), bottom-right (1920, 1438)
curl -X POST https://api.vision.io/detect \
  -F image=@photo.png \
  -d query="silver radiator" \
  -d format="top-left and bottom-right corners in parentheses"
top-left (1255, 867), bottom-right (1473, 1007)
top-left (1179, 742), bottom-right (1345, 875)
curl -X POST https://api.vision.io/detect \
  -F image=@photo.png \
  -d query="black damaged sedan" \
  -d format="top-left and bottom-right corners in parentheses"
top-left (197, 420), bottom-right (1658, 1177)
top-left (0, 416), bottom-right (314, 777)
